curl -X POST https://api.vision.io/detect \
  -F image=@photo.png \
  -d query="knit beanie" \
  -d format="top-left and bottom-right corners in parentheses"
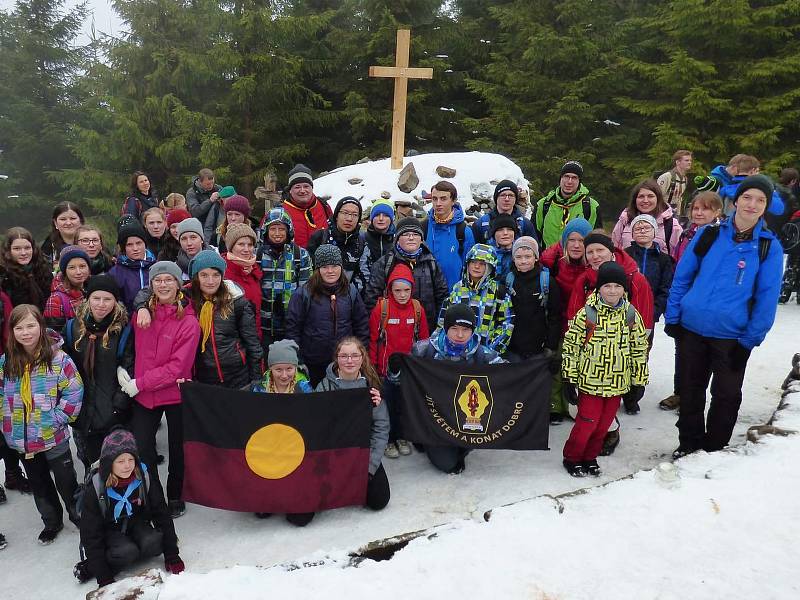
top-left (512, 236), bottom-right (539, 259)
top-left (630, 214), bottom-right (658, 232)
top-left (117, 214), bottom-right (138, 231)
top-left (85, 274), bottom-right (121, 301)
top-left (443, 303), bottom-right (476, 332)
top-left (99, 426), bottom-right (139, 480)
top-left (177, 217), bottom-right (204, 240)
top-left (287, 164), bottom-right (313, 188)
top-left (58, 245), bottom-right (90, 274)
top-left (596, 261), bottom-right (628, 292)
top-left (219, 186), bottom-right (236, 200)
top-left (223, 194), bottom-right (252, 217)
top-left (166, 208), bottom-right (191, 228)
top-left (561, 160), bottom-right (584, 179)
top-left (148, 261), bottom-right (183, 284)
top-left (268, 339), bottom-right (301, 367)
top-left (117, 221), bottom-right (147, 249)
top-left (489, 214), bottom-right (518, 239)
top-left (493, 180), bottom-right (519, 203)
top-left (370, 199), bottom-right (395, 222)
top-left (334, 197), bottom-right (363, 222)
top-left (224, 222), bottom-right (257, 251)
top-left (734, 174), bottom-right (774, 208)
top-left (314, 244), bottom-right (343, 268)
top-left (560, 217), bottom-right (593, 248)
top-left (188, 249), bottom-right (227, 279)
top-left (582, 232), bottom-right (615, 254)
top-left (394, 217), bottom-right (425, 239)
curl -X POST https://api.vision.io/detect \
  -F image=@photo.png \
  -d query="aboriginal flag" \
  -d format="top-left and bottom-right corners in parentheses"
top-left (398, 354), bottom-right (550, 450)
top-left (181, 382), bottom-right (372, 514)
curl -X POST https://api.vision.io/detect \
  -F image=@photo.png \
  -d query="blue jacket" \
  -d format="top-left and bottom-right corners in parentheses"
top-left (471, 207), bottom-right (536, 244)
top-left (718, 174), bottom-right (784, 217)
top-left (424, 204), bottom-right (475, 290)
top-left (664, 218), bottom-right (782, 349)
top-left (624, 242), bottom-right (674, 323)
top-left (488, 240), bottom-right (513, 282)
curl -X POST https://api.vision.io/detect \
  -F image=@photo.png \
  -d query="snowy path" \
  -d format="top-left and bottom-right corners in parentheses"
top-left (3, 307), bottom-right (797, 599)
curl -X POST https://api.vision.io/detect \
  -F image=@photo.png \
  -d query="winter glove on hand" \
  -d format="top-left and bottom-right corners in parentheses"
top-left (121, 378), bottom-right (139, 397)
top-left (164, 555), bottom-right (185, 575)
top-left (562, 382), bottom-right (578, 406)
top-left (664, 323), bottom-right (684, 340)
top-left (628, 385), bottom-right (645, 403)
top-left (116, 366), bottom-right (131, 387)
top-left (730, 343), bottom-right (751, 372)
top-left (97, 576), bottom-right (115, 587)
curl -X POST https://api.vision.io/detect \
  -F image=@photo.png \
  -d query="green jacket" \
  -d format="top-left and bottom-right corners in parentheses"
top-left (562, 293), bottom-right (648, 397)
top-left (535, 184), bottom-right (601, 247)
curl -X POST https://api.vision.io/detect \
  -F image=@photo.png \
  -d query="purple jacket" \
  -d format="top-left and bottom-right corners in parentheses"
top-left (109, 252), bottom-right (156, 313)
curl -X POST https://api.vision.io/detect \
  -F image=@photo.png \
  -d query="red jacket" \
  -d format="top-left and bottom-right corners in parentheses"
top-left (223, 255), bottom-right (263, 339)
top-left (133, 302), bottom-right (201, 408)
top-left (540, 243), bottom-right (590, 332)
top-left (567, 249), bottom-right (655, 332)
top-left (282, 195), bottom-right (332, 248)
top-left (369, 264), bottom-right (430, 377)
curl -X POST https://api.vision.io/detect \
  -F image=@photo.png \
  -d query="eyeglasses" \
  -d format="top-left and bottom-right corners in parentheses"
top-left (400, 232), bottom-right (421, 239)
top-left (152, 277), bottom-right (176, 286)
top-left (497, 192), bottom-right (516, 199)
top-left (77, 238), bottom-right (101, 246)
top-left (337, 353), bottom-right (362, 361)
top-left (632, 226), bottom-right (653, 233)
top-left (339, 211), bottom-right (360, 219)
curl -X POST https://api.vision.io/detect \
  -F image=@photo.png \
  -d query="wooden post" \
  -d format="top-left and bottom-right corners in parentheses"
top-left (369, 29), bottom-right (433, 170)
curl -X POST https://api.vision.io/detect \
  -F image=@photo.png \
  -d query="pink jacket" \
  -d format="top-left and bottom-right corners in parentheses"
top-left (133, 303), bottom-right (200, 409)
top-left (611, 207), bottom-right (683, 255)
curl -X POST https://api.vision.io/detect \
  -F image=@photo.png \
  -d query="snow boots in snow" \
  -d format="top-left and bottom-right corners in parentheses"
top-left (583, 459), bottom-right (602, 477)
top-left (659, 394), bottom-right (680, 411)
top-left (563, 459), bottom-right (586, 477)
top-left (73, 559), bottom-right (92, 583)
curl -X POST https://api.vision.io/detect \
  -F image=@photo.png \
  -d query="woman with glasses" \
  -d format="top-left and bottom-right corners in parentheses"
top-left (286, 244), bottom-right (369, 386)
top-left (75, 225), bottom-right (114, 275)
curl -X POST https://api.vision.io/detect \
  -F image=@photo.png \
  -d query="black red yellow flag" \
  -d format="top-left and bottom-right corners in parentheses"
top-left (181, 382), bottom-right (372, 513)
top-left (398, 355), bottom-right (550, 450)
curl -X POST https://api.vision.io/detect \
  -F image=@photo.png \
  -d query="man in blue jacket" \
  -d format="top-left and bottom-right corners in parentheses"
top-left (422, 181), bottom-right (475, 290)
top-left (665, 174), bottom-right (783, 458)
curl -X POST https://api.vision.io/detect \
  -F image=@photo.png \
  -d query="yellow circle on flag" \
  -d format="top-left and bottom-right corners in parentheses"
top-left (245, 424), bottom-right (305, 479)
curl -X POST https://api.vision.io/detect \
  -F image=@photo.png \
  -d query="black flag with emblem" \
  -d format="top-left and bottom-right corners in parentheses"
top-left (397, 354), bottom-right (550, 450)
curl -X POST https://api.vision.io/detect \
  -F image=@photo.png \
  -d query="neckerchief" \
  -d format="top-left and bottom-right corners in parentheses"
top-left (107, 478), bottom-right (142, 522)
top-left (199, 300), bottom-right (214, 352)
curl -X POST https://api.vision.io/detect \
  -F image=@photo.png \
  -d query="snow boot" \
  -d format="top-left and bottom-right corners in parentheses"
top-left (549, 412), bottom-right (564, 425)
top-left (73, 559), bottom-right (92, 583)
top-left (286, 512), bottom-right (315, 527)
top-left (4, 469), bottom-right (31, 494)
top-left (0, 533), bottom-right (6, 550)
top-left (781, 353), bottom-right (800, 390)
top-left (659, 394), bottom-right (680, 411)
top-left (671, 447), bottom-right (696, 460)
top-left (562, 459), bottom-right (586, 477)
top-left (396, 440), bottom-right (412, 456)
top-left (384, 443), bottom-right (399, 459)
top-left (168, 500), bottom-right (186, 519)
top-left (599, 419), bottom-right (621, 456)
top-left (583, 459), bottom-right (602, 477)
top-left (37, 523), bottom-right (64, 545)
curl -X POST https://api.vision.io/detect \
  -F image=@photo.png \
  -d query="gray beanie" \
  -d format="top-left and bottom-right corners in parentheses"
top-left (177, 217), bottom-right (204, 240)
top-left (149, 261), bottom-right (183, 284)
top-left (314, 244), bottom-right (343, 269)
top-left (630, 213), bottom-right (658, 232)
top-left (268, 339), bottom-right (301, 367)
top-left (512, 236), bottom-right (539, 259)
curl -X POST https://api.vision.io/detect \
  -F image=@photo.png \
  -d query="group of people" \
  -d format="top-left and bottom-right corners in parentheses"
top-left (0, 153), bottom-right (791, 587)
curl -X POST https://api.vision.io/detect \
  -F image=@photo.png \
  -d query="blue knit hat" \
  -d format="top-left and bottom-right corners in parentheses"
top-left (370, 200), bottom-right (395, 223)
top-left (560, 217), bottom-right (593, 249)
top-left (188, 249), bottom-right (227, 278)
top-left (58, 245), bottom-right (90, 274)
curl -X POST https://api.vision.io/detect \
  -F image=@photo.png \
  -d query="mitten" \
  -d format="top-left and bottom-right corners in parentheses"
top-left (562, 382), bottom-right (578, 406)
top-left (164, 555), bottom-right (185, 575)
top-left (116, 366), bottom-right (131, 387)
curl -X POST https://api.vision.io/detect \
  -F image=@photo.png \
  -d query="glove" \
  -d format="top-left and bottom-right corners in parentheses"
top-left (547, 351), bottom-right (561, 375)
top-left (627, 385), bottom-right (645, 403)
top-left (97, 576), bottom-right (115, 587)
top-left (116, 366), bottom-right (131, 387)
top-left (730, 343), bottom-right (751, 372)
top-left (121, 378), bottom-right (139, 397)
top-left (164, 555), bottom-right (185, 575)
top-left (562, 382), bottom-right (578, 406)
top-left (664, 323), bottom-right (684, 340)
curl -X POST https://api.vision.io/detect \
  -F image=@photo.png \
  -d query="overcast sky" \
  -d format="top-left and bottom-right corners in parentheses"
top-left (1, 0), bottom-right (123, 42)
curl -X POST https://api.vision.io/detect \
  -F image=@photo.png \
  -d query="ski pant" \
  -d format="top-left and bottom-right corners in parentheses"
top-left (563, 393), bottom-right (621, 462)
top-left (677, 331), bottom-right (749, 452)
top-left (106, 521), bottom-right (163, 571)
top-left (20, 441), bottom-right (79, 529)
top-left (382, 379), bottom-right (404, 443)
top-left (130, 402), bottom-right (184, 503)
top-left (73, 429), bottom-right (107, 474)
top-left (425, 446), bottom-right (471, 474)
top-left (285, 463), bottom-right (390, 526)
top-left (1, 435), bottom-right (23, 479)
top-left (672, 337), bottom-right (682, 395)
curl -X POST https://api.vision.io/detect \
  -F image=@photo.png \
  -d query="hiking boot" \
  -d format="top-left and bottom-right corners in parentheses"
top-left (583, 459), bottom-right (602, 477)
top-left (671, 447), bottom-right (695, 460)
top-left (0, 485), bottom-right (6, 505)
top-left (0, 533), bottom-right (6, 550)
top-left (624, 401), bottom-right (640, 415)
top-left (562, 459), bottom-right (586, 477)
top-left (73, 559), bottom-right (92, 583)
top-left (384, 443), bottom-right (399, 459)
top-left (549, 412), bottom-right (564, 425)
top-left (37, 523), bottom-right (63, 545)
top-left (396, 440), bottom-right (412, 456)
top-left (659, 394), bottom-right (680, 411)
top-left (168, 500), bottom-right (186, 519)
top-left (4, 469), bottom-right (31, 494)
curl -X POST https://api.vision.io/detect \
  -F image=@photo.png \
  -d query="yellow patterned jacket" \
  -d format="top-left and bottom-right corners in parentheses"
top-left (562, 293), bottom-right (649, 397)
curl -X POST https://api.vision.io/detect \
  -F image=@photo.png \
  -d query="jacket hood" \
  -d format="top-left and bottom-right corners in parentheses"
top-left (223, 279), bottom-right (244, 300)
top-left (261, 208), bottom-right (295, 244)
top-left (461, 243), bottom-right (498, 286)
top-left (116, 250), bottom-right (156, 269)
top-left (332, 197), bottom-right (363, 225)
top-left (387, 263), bottom-right (415, 291)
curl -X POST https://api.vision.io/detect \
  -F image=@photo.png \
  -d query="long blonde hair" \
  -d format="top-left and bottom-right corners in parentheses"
top-left (73, 300), bottom-right (128, 351)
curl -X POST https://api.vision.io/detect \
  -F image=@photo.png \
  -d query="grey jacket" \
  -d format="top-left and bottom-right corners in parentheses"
top-left (186, 177), bottom-right (223, 243)
top-left (315, 362), bottom-right (389, 475)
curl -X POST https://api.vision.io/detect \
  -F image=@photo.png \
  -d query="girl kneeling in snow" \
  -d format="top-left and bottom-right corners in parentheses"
top-left (78, 427), bottom-right (183, 588)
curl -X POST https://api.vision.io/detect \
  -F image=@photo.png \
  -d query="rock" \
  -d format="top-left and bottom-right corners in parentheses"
top-left (406, 149), bottom-right (420, 156)
top-left (356, 156), bottom-right (371, 164)
top-left (489, 179), bottom-right (499, 186)
top-left (436, 166), bottom-right (457, 178)
top-left (318, 171), bottom-right (329, 177)
top-left (397, 163), bottom-right (419, 193)
top-left (470, 182), bottom-right (493, 203)
top-left (348, 178), bottom-right (363, 185)
top-left (380, 191), bottom-right (392, 199)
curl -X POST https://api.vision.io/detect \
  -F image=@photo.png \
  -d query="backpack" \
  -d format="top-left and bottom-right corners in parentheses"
top-left (420, 217), bottom-right (466, 257)
top-left (121, 196), bottom-right (143, 218)
top-left (692, 224), bottom-right (772, 264)
top-left (64, 320), bottom-right (132, 360)
top-left (540, 194), bottom-right (593, 229)
top-left (583, 302), bottom-right (637, 346)
top-left (663, 217), bottom-right (674, 254)
top-left (504, 268), bottom-right (550, 313)
top-left (377, 297), bottom-right (423, 344)
top-left (76, 461), bottom-right (150, 522)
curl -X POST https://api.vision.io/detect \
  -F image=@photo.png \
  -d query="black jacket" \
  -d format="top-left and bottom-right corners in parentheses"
top-left (506, 265), bottom-right (562, 356)
top-left (79, 465), bottom-right (178, 585)
top-left (625, 242), bottom-right (674, 322)
top-left (194, 295), bottom-right (263, 389)
top-left (63, 318), bottom-right (135, 433)
top-left (0, 264), bottom-right (53, 311)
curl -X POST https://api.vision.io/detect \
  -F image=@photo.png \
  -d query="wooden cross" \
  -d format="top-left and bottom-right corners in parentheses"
top-left (369, 29), bottom-right (433, 170)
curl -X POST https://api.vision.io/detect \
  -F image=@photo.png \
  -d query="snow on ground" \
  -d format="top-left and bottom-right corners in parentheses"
top-left (313, 151), bottom-right (528, 209)
top-left (3, 307), bottom-right (798, 599)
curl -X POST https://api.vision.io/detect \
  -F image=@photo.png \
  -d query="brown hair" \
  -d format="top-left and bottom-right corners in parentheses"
top-left (49, 201), bottom-right (85, 251)
top-left (0, 227), bottom-right (52, 305)
top-left (690, 191), bottom-right (723, 214)
top-left (672, 150), bottom-right (692, 166)
top-left (75, 224), bottom-right (114, 268)
top-left (625, 179), bottom-right (667, 221)
top-left (198, 168), bottom-right (215, 181)
top-left (130, 171), bottom-right (150, 194)
top-left (431, 181), bottom-right (457, 201)
top-left (142, 207), bottom-right (165, 224)
top-left (3, 305), bottom-right (54, 380)
top-left (332, 336), bottom-right (381, 389)
top-left (306, 268), bottom-right (349, 299)
top-left (189, 274), bottom-right (233, 320)
top-left (162, 193), bottom-right (187, 210)
top-left (729, 154), bottom-right (760, 174)
top-left (779, 168), bottom-right (799, 186)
